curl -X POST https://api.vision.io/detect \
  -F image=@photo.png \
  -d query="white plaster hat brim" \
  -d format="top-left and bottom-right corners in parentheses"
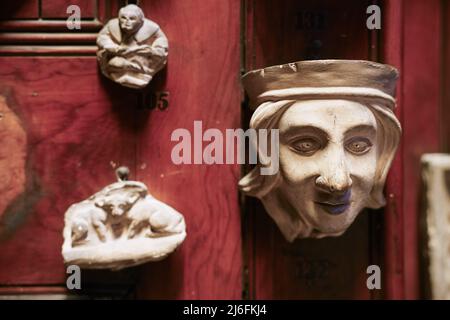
top-left (256, 87), bottom-right (396, 110)
top-left (242, 60), bottom-right (399, 109)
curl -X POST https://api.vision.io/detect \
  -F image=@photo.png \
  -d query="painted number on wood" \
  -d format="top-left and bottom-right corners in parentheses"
top-left (142, 91), bottom-right (170, 110)
top-left (296, 11), bottom-right (327, 30)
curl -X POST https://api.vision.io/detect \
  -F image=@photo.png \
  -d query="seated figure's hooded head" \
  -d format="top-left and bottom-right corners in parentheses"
top-left (239, 60), bottom-right (401, 242)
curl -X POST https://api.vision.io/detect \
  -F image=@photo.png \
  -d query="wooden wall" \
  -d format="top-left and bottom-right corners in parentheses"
top-left (0, 0), bottom-right (447, 300)
top-left (0, 0), bottom-right (242, 299)
top-left (243, 0), bottom-right (378, 299)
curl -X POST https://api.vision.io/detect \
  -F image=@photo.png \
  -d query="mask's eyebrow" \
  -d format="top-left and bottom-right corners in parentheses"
top-left (344, 124), bottom-right (376, 137)
top-left (280, 125), bottom-right (330, 141)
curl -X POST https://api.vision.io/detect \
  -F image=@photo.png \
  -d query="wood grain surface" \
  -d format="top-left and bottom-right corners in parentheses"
top-left (0, 1), bottom-right (39, 20)
top-left (0, 0), bottom-right (242, 299)
top-left (243, 0), bottom-right (378, 299)
top-left (0, 0), bottom-right (443, 300)
top-left (0, 58), bottom-right (137, 284)
top-left (134, 0), bottom-right (242, 299)
top-left (40, 0), bottom-right (96, 19)
top-left (0, 96), bottom-right (27, 230)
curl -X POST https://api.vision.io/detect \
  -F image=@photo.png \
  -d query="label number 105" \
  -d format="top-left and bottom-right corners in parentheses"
top-left (141, 91), bottom-right (169, 110)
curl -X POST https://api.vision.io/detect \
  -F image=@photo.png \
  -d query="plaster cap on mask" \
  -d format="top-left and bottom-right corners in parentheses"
top-left (242, 60), bottom-right (399, 109)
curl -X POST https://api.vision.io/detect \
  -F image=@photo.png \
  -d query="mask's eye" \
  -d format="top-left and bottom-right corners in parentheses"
top-left (345, 137), bottom-right (373, 155)
top-left (290, 137), bottom-right (321, 156)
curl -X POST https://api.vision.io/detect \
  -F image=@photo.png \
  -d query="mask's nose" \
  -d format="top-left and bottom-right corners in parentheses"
top-left (315, 150), bottom-right (352, 194)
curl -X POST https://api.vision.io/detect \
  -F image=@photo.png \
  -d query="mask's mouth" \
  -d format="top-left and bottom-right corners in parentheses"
top-left (314, 190), bottom-right (352, 215)
top-left (314, 189), bottom-right (352, 215)
top-left (314, 201), bottom-right (351, 215)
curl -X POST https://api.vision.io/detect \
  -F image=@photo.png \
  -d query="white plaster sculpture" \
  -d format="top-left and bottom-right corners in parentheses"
top-left (240, 60), bottom-right (402, 241)
top-left (97, 4), bottom-right (168, 89)
top-left (421, 154), bottom-right (450, 299)
top-left (62, 167), bottom-right (186, 270)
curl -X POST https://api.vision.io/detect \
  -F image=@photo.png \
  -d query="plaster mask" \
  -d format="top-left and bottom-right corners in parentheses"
top-left (239, 60), bottom-right (402, 241)
top-left (278, 99), bottom-right (377, 237)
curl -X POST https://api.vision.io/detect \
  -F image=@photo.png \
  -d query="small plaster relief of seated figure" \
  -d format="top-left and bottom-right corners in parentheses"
top-left (239, 60), bottom-right (402, 242)
top-left (97, 4), bottom-right (168, 89)
top-left (62, 167), bottom-right (186, 270)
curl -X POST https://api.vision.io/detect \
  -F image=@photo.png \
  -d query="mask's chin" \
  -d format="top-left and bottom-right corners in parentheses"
top-left (310, 222), bottom-right (351, 237)
top-left (260, 186), bottom-right (364, 241)
top-left (304, 200), bottom-right (365, 238)
top-left (309, 228), bottom-right (347, 239)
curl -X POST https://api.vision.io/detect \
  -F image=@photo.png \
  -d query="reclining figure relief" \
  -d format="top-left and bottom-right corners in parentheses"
top-left (62, 167), bottom-right (186, 270)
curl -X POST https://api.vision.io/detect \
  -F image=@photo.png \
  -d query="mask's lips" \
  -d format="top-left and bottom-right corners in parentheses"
top-left (314, 190), bottom-right (352, 215)
top-left (314, 201), bottom-right (351, 215)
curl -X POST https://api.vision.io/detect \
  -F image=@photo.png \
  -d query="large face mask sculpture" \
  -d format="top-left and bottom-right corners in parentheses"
top-left (239, 60), bottom-right (401, 241)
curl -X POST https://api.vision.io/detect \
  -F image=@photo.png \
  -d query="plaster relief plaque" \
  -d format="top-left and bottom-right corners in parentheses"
top-left (240, 60), bottom-right (402, 241)
top-left (62, 167), bottom-right (186, 270)
top-left (421, 154), bottom-right (450, 299)
top-left (97, 4), bottom-right (168, 89)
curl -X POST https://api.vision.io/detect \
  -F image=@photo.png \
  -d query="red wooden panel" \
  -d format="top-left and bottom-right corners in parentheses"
top-left (381, 0), bottom-right (405, 299)
top-left (0, 46), bottom-right (97, 56)
top-left (382, 0), bottom-right (443, 299)
top-left (134, 0), bottom-right (242, 299)
top-left (0, 33), bottom-right (97, 44)
top-left (244, 0), bottom-right (375, 299)
top-left (402, 0), bottom-right (442, 299)
top-left (0, 95), bottom-right (27, 226)
top-left (248, 0), bottom-right (371, 68)
top-left (0, 20), bottom-right (103, 32)
top-left (0, 0), bottom-right (39, 19)
top-left (0, 286), bottom-right (68, 294)
top-left (0, 58), bottom-right (137, 284)
top-left (443, 1), bottom-right (450, 153)
top-left (41, 0), bottom-right (96, 19)
top-left (0, 0), bottom-right (242, 299)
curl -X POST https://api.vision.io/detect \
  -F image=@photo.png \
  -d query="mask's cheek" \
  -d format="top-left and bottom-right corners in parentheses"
top-left (278, 144), bottom-right (320, 187)
top-left (278, 145), bottom-right (322, 226)
top-left (346, 147), bottom-right (378, 208)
